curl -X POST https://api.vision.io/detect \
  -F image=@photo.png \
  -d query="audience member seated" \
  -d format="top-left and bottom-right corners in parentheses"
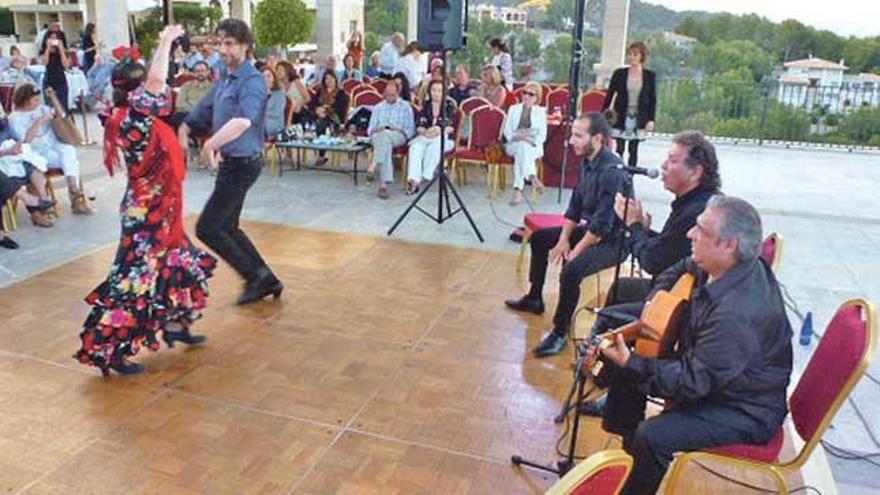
top-left (416, 61), bottom-right (444, 103)
top-left (477, 65), bottom-right (506, 108)
top-left (9, 84), bottom-right (90, 214)
top-left (0, 56), bottom-right (36, 86)
top-left (263, 66), bottom-right (287, 138)
top-left (276, 60), bottom-right (311, 124)
top-left (340, 54), bottom-right (363, 82)
top-left (367, 81), bottom-right (415, 200)
top-left (0, 117), bottom-right (54, 228)
top-left (308, 71), bottom-right (349, 166)
top-left (449, 64), bottom-right (479, 105)
top-left (406, 79), bottom-right (455, 195)
top-left (503, 81), bottom-right (547, 205)
top-left (393, 71), bottom-right (412, 101)
top-left (365, 51), bottom-right (382, 79)
top-left (309, 55), bottom-right (341, 86)
top-left (394, 42), bottom-right (422, 89)
top-left (183, 44), bottom-right (204, 72)
top-left (169, 61), bottom-right (212, 128)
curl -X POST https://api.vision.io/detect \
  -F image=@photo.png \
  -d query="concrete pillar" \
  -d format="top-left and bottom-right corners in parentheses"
top-left (315, 0), bottom-right (364, 61)
top-left (91, 0), bottom-right (129, 50)
top-left (407, 0), bottom-right (418, 42)
top-left (230, 0), bottom-right (252, 26)
top-left (593, 0), bottom-right (630, 88)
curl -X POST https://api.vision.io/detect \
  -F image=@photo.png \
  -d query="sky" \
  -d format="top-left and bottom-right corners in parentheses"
top-left (649, 0), bottom-right (880, 38)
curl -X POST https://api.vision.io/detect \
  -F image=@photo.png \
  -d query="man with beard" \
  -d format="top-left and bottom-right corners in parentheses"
top-left (505, 112), bottom-right (631, 357)
top-left (169, 61), bottom-right (213, 129)
top-left (179, 19), bottom-right (282, 306)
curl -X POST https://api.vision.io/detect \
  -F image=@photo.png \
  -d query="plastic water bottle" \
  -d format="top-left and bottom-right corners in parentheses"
top-left (799, 311), bottom-right (814, 346)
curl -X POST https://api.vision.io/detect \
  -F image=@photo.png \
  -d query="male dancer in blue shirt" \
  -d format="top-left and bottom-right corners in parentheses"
top-left (179, 18), bottom-right (282, 305)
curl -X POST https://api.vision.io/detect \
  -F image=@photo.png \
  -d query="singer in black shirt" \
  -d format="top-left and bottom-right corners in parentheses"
top-left (607, 130), bottom-right (722, 306)
top-left (505, 113), bottom-right (631, 357)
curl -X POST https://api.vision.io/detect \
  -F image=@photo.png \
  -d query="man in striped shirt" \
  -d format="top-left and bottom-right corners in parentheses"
top-left (367, 81), bottom-right (415, 199)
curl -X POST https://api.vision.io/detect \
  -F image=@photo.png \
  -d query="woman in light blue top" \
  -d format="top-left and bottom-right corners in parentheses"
top-left (262, 66), bottom-right (287, 138)
top-left (340, 54), bottom-right (363, 82)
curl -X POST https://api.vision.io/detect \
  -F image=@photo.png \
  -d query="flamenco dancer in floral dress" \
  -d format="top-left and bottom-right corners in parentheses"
top-left (75, 26), bottom-right (216, 376)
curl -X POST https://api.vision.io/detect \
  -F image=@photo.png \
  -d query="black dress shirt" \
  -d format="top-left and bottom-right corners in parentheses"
top-left (564, 147), bottom-right (631, 240)
top-left (625, 257), bottom-right (793, 431)
top-left (628, 186), bottom-right (718, 276)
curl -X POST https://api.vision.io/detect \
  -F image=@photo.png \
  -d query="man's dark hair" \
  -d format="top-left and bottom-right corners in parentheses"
top-left (215, 18), bottom-right (254, 48)
top-left (673, 130), bottom-right (721, 191)
top-left (193, 60), bottom-right (210, 72)
top-left (581, 111), bottom-right (611, 138)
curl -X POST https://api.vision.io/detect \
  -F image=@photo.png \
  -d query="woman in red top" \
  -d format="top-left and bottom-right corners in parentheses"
top-left (346, 32), bottom-right (365, 70)
top-left (75, 26), bottom-right (216, 377)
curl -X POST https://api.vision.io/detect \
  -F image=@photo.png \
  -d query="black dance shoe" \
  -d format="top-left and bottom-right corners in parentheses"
top-left (106, 357), bottom-right (146, 376)
top-left (532, 330), bottom-right (567, 357)
top-left (504, 295), bottom-right (545, 315)
top-left (0, 236), bottom-right (18, 249)
top-left (236, 272), bottom-right (284, 306)
top-left (163, 329), bottom-right (207, 348)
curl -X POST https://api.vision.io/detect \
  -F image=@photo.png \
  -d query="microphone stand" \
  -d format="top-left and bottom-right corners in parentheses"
top-left (611, 172), bottom-right (634, 304)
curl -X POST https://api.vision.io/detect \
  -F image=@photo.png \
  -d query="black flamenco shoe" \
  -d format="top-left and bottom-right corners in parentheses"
top-left (107, 356), bottom-right (146, 376)
top-left (236, 274), bottom-right (284, 306)
top-left (162, 329), bottom-right (207, 348)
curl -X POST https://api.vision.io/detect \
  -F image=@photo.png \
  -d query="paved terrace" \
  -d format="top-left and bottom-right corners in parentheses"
top-left (1, 126), bottom-right (878, 492)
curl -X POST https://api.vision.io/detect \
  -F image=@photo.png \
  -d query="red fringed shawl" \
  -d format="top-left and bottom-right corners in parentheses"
top-left (104, 107), bottom-right (187, 249)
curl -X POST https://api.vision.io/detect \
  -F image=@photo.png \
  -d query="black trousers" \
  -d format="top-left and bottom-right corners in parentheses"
top-left (196, 155), bottom-right (271, 283)
top-left (602, 381), bottom-right (773, 495)
top-left (528, 226), bottom-right (628, 333)
top-left (615, 138), bottom-right (640, 167)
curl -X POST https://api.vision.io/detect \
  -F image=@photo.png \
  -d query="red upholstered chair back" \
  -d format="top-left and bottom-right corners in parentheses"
top-left (760, 233), bottom-right (783, 272)
top-left (467, 106), bottom-right (505, 149)
top-left (370, 79), bottom-right (387, 94)
top-left (342, 79), bottom-right (361, 94)
top-left (581, 90), bottom-right (606, 114)
top-left (789, 300), bottom-right (874, 458)
top-left (174, 73), bottom-right (195, 87)
top-left (546, 449), bottom-right (633, 495)
top-left (353, 90), bottom-right (382, 108)
top-left (547, 88), bottom-right (571, 115)
top-left (351, 85), bottom-right (374, 99)
top-left (460, 96), bottom-right (490, 115)
top-left (0, 84), bottom-right (14, 114)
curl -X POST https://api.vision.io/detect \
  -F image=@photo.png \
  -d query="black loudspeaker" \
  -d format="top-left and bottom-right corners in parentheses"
top-left (417, 0), bottom-right (464, 50)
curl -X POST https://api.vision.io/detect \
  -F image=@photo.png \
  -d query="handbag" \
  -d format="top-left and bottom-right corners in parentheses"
top-left (45, 87), bottom-right (84, 146)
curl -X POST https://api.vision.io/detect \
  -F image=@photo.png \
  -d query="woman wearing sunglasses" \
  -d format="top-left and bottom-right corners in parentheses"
top-left (503, 82), bottom-right (547, 205)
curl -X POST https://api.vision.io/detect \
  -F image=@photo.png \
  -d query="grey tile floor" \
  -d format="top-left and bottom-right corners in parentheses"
top-left (1, 135), bottom-right (878, 489)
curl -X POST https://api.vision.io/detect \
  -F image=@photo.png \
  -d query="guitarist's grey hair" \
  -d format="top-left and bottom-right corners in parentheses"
top-left (706, 195), bottom-right (763, 262)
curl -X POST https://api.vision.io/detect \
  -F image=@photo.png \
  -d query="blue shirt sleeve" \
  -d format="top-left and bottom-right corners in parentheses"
top-left (184, 82), bottom-right (216, 129)
top-left (238, 72), bottom-right (267, 126)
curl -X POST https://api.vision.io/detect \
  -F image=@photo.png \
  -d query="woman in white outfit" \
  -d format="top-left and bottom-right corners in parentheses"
top-left (406, 80), bottom-right (455, 195)
top-left (503, 81), bottom-right (546, 205)
top-left (9, 83), bottom-right (90, 214)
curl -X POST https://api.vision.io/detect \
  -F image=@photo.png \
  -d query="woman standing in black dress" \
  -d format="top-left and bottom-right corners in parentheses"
top-left (40, 29), bottom-right (71, 114)
top-left (602, 41), bottom-right (656, 167)
top-left (81, 23), bottom-right (99, 74)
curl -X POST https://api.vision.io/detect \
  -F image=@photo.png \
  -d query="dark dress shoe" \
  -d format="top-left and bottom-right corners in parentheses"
top-left (532, 330), bottom-right (567, 357)
top-left (237, 274), bottom-right (284, 306)
top-left (0, 236), bottom-right (19, 249)
top-left (162, 329), bottom-right (207, 348)
top-left (504, 295), bottom-right (545, 315)
top-left (106, 357), bottom-right (146, 376)
top-left (578, 395), bottom-right (607, 417)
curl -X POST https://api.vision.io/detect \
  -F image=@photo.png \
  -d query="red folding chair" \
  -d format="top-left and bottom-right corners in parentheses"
top-left (370, 78), bottom-right (388, 94)
top-left (580, 90), bottom-right (607, 114)
top-left (450, 105), bottom-right (505, 188)
top-left (547, 88), bottom-right (571, 115)
top-left (342, 79), bottom-right (361, 95)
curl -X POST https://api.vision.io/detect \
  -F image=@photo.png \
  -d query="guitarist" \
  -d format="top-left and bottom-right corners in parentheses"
top-left (598, 196), bottom-right (793, 495)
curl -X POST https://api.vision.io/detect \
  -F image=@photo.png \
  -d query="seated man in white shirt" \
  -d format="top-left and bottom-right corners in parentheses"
top-left (366, 80), bottom-right (415, 199)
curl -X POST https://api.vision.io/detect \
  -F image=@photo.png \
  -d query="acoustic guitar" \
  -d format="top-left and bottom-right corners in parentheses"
top-left (584, 273), bottom-right (696, 376)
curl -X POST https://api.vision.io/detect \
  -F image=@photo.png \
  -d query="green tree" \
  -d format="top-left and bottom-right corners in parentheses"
top-left (253, 0), bottom-right (314, 49)
top-left (516, 30), bottom-right (541, 67)
top-left (645, 39), bottom-right (692, 81)
top-left (135, 4), bottom-right (224, 57)
top-left (837, 107), bottom-right (880, 144)
top-left (365, 0), bottom-right (407, 36)
top-left (540, 34), bottom-right (599, 83)
top-left (449, 18), bottom-right (507, 77)
top-left (692, 39), bottom-right (774, 81)
top-left (540, 0), bottom-right (576, 30)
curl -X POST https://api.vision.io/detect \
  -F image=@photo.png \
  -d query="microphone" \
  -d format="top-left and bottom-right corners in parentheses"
top-left (613, 164), bottom-right (659, 179)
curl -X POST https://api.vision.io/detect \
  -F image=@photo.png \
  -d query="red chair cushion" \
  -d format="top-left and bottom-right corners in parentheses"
top-left (571, 465), bottom-right (629, 495)
top-left (524, 213), bottom-right (565, 232)
top-left (705, 427), bottom-right (784, 463)
top-left (453, 149), bottom-right (484, 161)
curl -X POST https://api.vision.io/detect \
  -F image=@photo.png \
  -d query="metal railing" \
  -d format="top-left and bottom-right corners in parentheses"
top-left (655, 78), bottom-right (880, 148)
